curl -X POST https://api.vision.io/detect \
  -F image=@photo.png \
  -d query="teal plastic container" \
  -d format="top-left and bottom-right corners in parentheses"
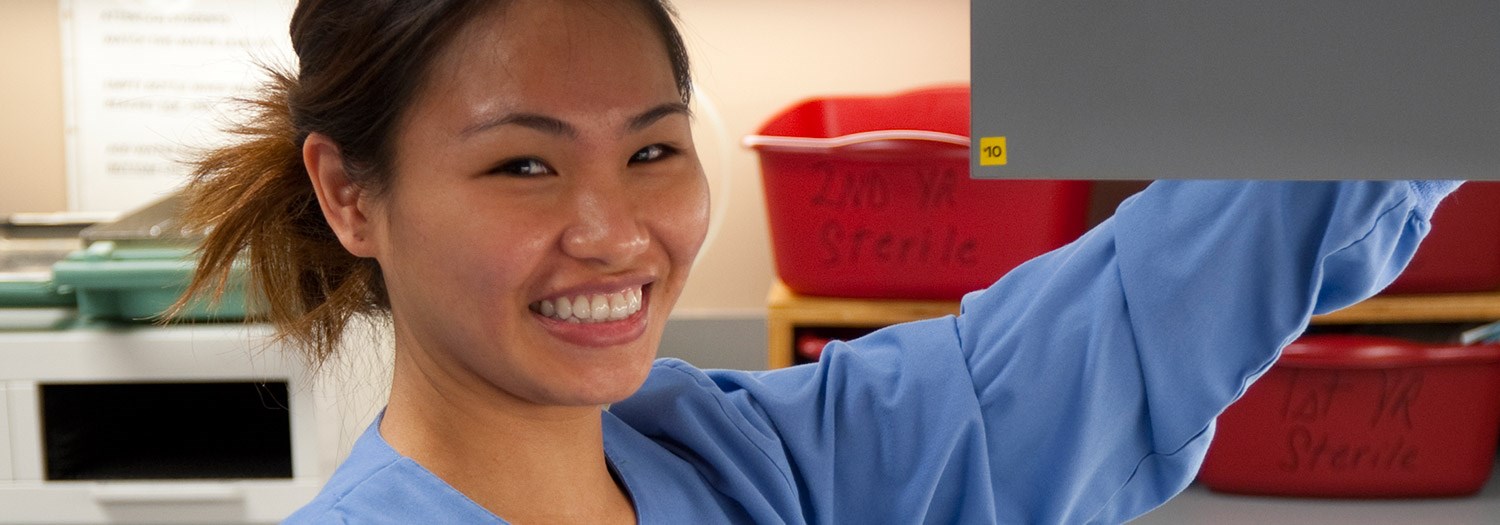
top-left (0, 278), bottom-right (75, 308)
top-left (0, 244), bottom-right (78, 308)
top-left (51, 242), bottom-right (255, 322)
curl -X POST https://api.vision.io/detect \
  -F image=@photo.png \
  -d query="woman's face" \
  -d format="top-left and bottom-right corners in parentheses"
top-left (368, 0), bottom-right (708, 407)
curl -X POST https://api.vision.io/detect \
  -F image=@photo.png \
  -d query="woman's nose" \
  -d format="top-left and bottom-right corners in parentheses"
top-left (560, 187), bottom-right (650, 269)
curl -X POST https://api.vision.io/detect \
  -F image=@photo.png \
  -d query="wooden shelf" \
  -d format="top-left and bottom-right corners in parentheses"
top-left (767, 281), bottom-right (1500, 369)
top-left (766, 282), bottom-right (959, 326)
top-left (765, 282), bottom-right (960, 368)
top-left (1311, 292), bottom-right (1500, 324)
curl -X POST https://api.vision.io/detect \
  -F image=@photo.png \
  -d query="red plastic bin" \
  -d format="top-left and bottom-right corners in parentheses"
top-left (1382, 181), bottom-right (1500, 294)
top-left (746, 86), bottom-right (1090, 300)
top-left (1199, 335), bottom-right (1500, 498)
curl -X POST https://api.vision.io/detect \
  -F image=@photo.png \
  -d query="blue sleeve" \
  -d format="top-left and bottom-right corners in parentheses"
top-left (614, 180), bottom-right (1459, 524)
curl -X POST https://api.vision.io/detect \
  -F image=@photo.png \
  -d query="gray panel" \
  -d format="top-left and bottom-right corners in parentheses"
top-left (658, 316), bottom-right (769, 371)
top-left (973, 1), bottom-right (1500, 180)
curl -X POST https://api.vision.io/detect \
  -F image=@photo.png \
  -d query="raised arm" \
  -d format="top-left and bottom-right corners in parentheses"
top-left (955, 180), bottom-right (1460, 522)
top-left (611, 181), bottom-right (1460, 524)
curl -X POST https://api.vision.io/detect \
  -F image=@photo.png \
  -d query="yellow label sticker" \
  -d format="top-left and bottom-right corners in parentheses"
top-left (979, 137), bottom-right (1007, 166)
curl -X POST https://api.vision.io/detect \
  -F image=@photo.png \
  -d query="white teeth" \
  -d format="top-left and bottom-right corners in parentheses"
top-left (572, 296), bottom-right (590, 321)
top-left (532, 286), bottom-right (646, 323)
top-left (590, 294), bottom-right (609, 320)
top-left (609, 292), bottom-right (629, 320)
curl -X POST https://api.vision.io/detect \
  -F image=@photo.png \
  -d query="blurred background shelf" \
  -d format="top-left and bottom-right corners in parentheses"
top-left (1310, 292), bottom-right (1500, 324)
top-left (765, 281), bottom-right (960, 368)
top-left (766, 281), bottom-right (1500, 368)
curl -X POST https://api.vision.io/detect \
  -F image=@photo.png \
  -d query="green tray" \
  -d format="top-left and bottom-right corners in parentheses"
top-left (0, 249), bottom-right (77, 309)
top-left (51, 242), bottom-right (257, 322)
top-left (0, 278), bottom-right (76, 308)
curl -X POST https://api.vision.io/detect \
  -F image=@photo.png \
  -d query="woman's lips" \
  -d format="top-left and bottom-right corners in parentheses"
top-left (531, 284), bottom-right (652, 347)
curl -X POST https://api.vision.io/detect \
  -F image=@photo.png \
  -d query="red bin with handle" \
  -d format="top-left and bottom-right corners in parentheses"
top-left (1199, 335), bottom-right (1500, 497)
top-left (746, 86), bottom-right (1090, 300)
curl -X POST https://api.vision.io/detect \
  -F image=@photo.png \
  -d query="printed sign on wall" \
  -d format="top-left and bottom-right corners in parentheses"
top-left (62, 0), bottom-right (295, 212)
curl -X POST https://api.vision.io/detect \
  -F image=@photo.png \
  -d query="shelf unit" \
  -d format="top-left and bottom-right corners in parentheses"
top-left (765, 280), bottom-right (1500, 369)
top-left (765, 282), bottom-right (960, 368)
top-left (766, 281), bottom-right (1500, 518)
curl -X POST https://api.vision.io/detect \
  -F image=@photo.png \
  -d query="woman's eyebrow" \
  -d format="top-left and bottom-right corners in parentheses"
top-left (461, 103), bottom-right (691, 140)
top-left (627, 102), bottom-right (691, 132)
top-left (462, 113), bottom-right (576, 139)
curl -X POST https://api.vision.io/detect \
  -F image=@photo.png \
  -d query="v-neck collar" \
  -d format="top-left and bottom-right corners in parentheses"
top-left (602, 411), bottom-right (653, 524)
top-left (364, 409), bottom-right (649, 524)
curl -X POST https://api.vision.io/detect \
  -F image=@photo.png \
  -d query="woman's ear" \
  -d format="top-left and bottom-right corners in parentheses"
top-left (304, 132), bottom-right (381, 258)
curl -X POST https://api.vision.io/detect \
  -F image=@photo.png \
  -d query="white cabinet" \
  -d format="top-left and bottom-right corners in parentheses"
top-left (0, 323), bottom-right (334, 524)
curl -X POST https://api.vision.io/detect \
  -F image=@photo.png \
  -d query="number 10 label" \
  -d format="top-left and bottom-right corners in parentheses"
top-left (979, 137), bottom-right (1007, 166)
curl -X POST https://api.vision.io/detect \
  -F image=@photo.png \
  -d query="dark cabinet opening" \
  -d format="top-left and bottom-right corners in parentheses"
top-left (41, 381), bottom-right (293, 480)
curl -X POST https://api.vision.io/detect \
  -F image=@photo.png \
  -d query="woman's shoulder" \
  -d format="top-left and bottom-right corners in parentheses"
top-left (614, 320), bottom-right (972, 446)
top-left (615, 358), bottom-right (754, 423)
top-left (612, 358), bottom-right (788, 451)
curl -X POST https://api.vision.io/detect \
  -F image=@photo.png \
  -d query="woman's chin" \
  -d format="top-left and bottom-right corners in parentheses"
top-left (540, 363), bottom-right (655, 407)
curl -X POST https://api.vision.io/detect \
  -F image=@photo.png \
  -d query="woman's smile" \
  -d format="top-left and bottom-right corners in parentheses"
top-left (529, 282), bottom-right (654, 348)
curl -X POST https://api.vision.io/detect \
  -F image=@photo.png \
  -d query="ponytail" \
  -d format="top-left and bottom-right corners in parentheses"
top-left (173, 68), bottom-right (385, 369)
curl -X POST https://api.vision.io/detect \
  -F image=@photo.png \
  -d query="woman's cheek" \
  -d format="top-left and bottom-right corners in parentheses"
top-left (660, 170), bottom-right (711, 260)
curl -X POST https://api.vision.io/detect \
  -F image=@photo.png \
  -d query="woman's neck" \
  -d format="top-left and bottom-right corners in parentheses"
top-left (379, 339), bottom-right (636, 524)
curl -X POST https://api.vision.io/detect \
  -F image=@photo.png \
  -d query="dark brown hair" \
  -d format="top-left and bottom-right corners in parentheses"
top-left (175, 0), bottom-right (692, 368)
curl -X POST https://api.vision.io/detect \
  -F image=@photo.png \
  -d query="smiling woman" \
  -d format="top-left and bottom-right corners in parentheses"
top-left (175, 1), bottom-right (1463, 524)
top-left (178, 1), bottom-right (700, 522)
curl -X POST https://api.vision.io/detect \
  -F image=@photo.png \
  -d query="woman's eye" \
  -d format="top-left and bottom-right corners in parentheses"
top-left (489, 158), bottom-right (553, 177)
top-left (629, 144), bottom-right (676, 164)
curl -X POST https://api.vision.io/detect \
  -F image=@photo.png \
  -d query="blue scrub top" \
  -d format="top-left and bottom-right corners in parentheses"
top-left (285, 180), bottom-right (1462, 524)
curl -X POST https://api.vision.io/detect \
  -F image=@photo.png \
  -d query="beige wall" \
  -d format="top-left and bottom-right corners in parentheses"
top-left (0, 0), bottom-right (970, 312)
top-left (0, 0), bottom-right (68, 216)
